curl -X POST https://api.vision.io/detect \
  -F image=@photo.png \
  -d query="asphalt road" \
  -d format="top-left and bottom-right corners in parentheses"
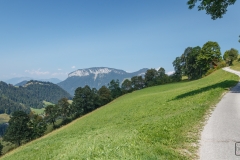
top-left (199, 67), bottom-right (240, 160)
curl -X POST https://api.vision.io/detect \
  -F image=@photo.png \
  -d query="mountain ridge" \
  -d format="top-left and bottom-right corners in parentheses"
top-left (58, 67), bottom-right (148, 95)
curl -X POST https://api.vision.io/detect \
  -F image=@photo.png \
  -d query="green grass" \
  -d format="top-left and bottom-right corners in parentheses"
top-left (0, 114), bottom-right (10, 124)
top-left (31, 101), bottom-right (55, 115)
top-left (43, 101), bottom-right (54, 107)
top-left (30, 108), bottom-right (45, 115)
top-left (1, 70), bottom-right (238, 160)
top-left (231, 59), bottom-right (240, 71)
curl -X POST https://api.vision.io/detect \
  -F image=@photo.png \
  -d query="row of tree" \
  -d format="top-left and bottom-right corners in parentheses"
top-left (172, 41), bottom-right (239, 81)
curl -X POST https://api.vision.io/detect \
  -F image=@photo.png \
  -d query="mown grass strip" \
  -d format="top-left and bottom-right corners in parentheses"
top-left (1, 69), bottom-right (238, 160)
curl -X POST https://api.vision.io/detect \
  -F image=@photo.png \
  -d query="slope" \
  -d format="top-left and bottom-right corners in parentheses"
top-left (1, 70), bottom-right (238, 160)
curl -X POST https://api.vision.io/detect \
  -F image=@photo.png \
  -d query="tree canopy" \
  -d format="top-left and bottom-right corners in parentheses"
top-left (187, 0), bottom-right (237, 19)
top-left (223, 48), bottom-right (239, 65)
top-left (4, 111), bottom-right (32, 146)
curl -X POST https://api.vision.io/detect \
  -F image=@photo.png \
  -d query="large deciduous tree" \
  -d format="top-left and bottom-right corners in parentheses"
top-left (223, 48), bottom-right (239, 65)
top-left (145, 69), bottom-right (158, 87)
top-left (121, 79), bottom-right (133, 94)
top-left (98, 86), bottom-right (112, 106)
top-left (131, 76), bottom-right (145, 90)
top-left (197, 41), bottom-right (221, 74)
top-left (108, 80), bottom-right (122, 99)
top-left (181, 46), bottom-right (202, 79)
top-left (72, 85), bottom-right (98, 115)
top-left (29, 111), bottom-right (47, 140)
top-left (187, 0), bottom-right (236, 20)
top-left (44, 105), bottom-right (59, 127)
top-left (4, 111), bottom-right (32, 146)
top-left (58, 98), bottom-right (71, 119)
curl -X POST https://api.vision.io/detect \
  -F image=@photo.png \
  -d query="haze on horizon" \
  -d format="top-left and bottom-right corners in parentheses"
top-left (0, 0), bottom-right (239, 81)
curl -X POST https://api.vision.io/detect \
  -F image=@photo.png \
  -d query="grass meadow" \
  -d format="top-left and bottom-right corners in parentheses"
top-left (1, 69), bottom-right (238, 160)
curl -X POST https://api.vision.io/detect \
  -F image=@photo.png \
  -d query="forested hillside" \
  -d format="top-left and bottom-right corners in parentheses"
top-left (0, 80), bottom-right (72, 114)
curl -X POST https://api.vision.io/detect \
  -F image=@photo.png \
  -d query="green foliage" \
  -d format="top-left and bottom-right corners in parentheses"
top-left (108, 80), bottom-right (122, 99)
top-left (1, 70), bottom-right (238, 160)
top-left (131, 76), bottom-right (145, 90)
top-left (121, 79), bottom-right (133, 94)
top-left (3, 111), bottom-right (32, 146)
top-left (187, 0), bottom-right (236, 19)
top-left (29, 112), bottom-right (47, 140)
top-left (145, 69), bottom-right (158, 87)
top-left (44, 105), bottom-right (59, 127)
top-left (98, 86), bottom-right (112, 106)
top-left (181, 46), bottom-right (202, 79)
top-left (72, 85), bottom-right (100, 115)
top-left (197, 41), bottom-right (221, 73)
top-left (172, 57), bottom-right (182, 81)
top-left (223, 48), bottom-right (239, 66)
top-left (173, 41), bottom-right (223, 81)
top-left (58, 98), bottom-right (71, 119)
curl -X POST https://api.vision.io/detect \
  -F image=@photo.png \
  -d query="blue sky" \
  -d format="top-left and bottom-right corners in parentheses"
top-left (0, 0), bottom-right (240, 81)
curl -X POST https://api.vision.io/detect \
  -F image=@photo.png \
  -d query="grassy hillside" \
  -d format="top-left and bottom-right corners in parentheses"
top-left (1, 70), bottom-right (238, 160)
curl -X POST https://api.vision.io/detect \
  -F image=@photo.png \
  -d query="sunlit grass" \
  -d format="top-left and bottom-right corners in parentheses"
top-left (0, 114), bottom-right (10, 124)
top-left (1, 70), bottom-right (238, 160)
top-left (231, 58), bottom-right (240, 71)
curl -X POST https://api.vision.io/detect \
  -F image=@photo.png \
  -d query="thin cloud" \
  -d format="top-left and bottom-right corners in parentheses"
top-left (51, 72), bottom-right (68, 76)
top-left (167, 71), bottom-right (175, 75)
top-left (58, 68), bottom-right (62, 71)
top-left (71, 66), bottom-right (76, 69)
top-left (25, 69), bottom-right (50, 75)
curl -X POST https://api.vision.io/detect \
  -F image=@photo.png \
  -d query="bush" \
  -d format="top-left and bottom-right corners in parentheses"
top-left (216, 61), bottom-right (226, 69)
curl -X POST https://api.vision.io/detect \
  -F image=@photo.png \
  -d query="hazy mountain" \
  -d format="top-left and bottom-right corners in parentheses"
top-left (58, 67), bottom-right (148, 95)
top-left (5, 77), bottom-right (32, 85)
top-left (0, 80), bottom-right (72, 114)
top-left (15, 80), bottom-right (28, 86)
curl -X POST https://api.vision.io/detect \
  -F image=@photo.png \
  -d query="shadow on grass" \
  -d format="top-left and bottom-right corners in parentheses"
top-left (170, 80), bottom-right (238, 101)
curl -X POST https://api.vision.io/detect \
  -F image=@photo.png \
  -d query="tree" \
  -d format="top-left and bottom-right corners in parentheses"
top-left (197, 41), bottom-right (222, 74)
top-left (145, 69), bottom-right (158, 87)
top-left (44, 105), bottom-right (59, 127)
top-left (108, 80), bottom-right (122, 99)
top-left (131, 76), bottom-right (145, 90)
top-left (4, 111), bottom-right (32, 146)
top-left (223, 48), bottom-right (239, 65)
top-left (29, 111), bottom-right (47, 140)
top-left (58, 98), bottom-right (71, 119)
top-left (98, 86), bottom-right (112, 106)
top-left (121, 79), bottom-right (133, 94)
top-left (72, 85), bottom-right (97, 115)
top-left (187, 0), bottom-right (236, 20)
top-left (180, 46), bottom-right (202, 80)
top-left (172, 57), bottom-right (182, 82)
top-left (156, 67), bottom-right (169, 84)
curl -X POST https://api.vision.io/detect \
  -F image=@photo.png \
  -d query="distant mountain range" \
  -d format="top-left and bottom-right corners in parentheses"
top-left (5, 77), bottom-right (62, 85)
top-left (58, 67), bottom-right (148, 96)
top-left (0, 80), bottom-right (72, 114)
